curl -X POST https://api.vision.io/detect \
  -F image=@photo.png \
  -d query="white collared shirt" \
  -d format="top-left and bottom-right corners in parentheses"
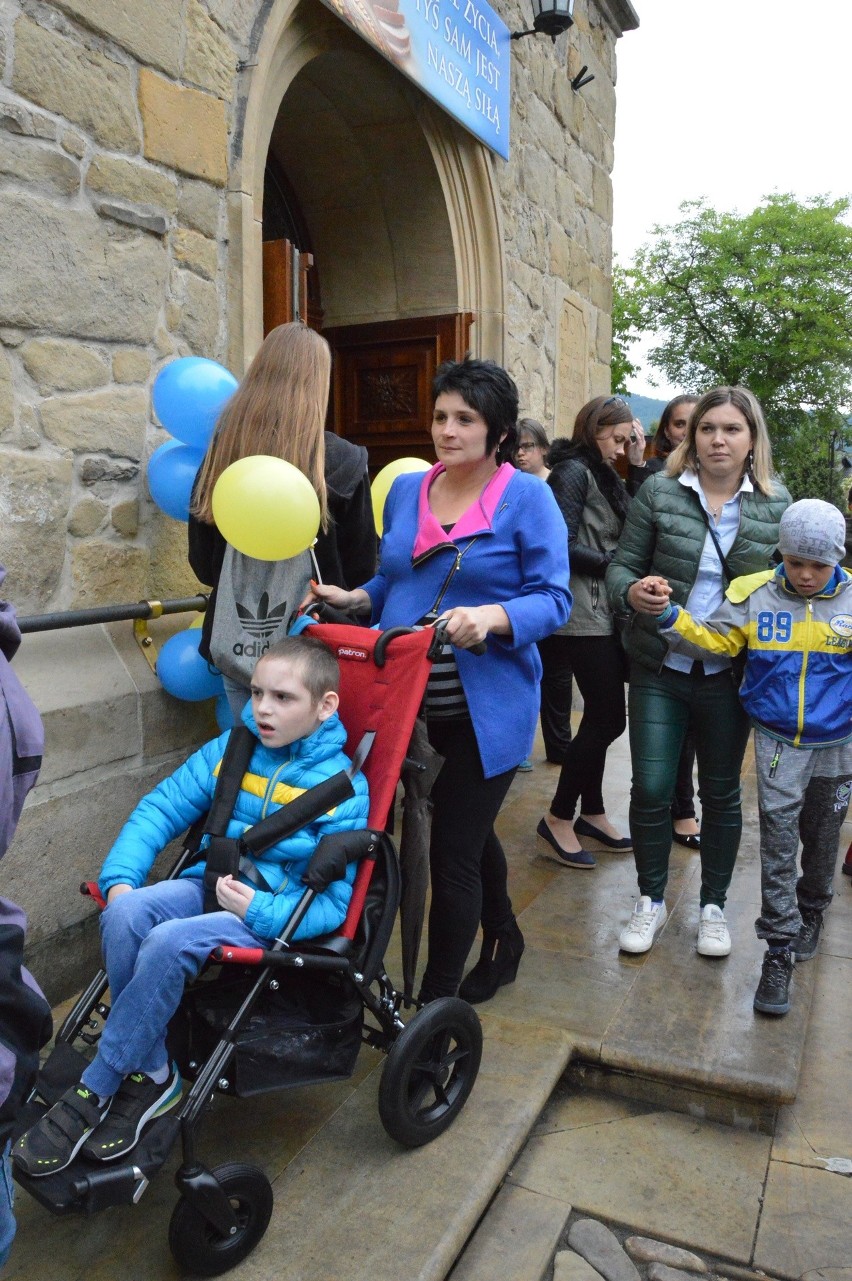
top-left (664, 469), bottom-right (754, 675)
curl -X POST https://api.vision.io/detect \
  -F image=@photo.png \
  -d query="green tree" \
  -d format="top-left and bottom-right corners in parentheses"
top-left (625, 194), bottom-right (852, 501)
top-left (610, 262), bottom-right (641, 394)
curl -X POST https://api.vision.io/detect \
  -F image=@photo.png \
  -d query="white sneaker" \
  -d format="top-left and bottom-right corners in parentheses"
top-left (618, 896), bottom-right (668, 954)
top-left (696, 904), bottom-right (731, 957)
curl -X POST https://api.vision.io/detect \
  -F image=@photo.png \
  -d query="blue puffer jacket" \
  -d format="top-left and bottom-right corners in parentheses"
top-left (98, 706), bottom-right (370, 941)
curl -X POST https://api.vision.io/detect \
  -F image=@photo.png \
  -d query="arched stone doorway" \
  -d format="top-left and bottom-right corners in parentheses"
top-left (230, 0), bottom-right (506, 464)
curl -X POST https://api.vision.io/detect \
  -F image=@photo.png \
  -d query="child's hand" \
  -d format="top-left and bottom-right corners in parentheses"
top-left (216, 874), bottom-right (255, 920)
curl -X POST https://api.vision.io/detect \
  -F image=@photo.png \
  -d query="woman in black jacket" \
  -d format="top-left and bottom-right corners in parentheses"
top-left (536, 396), bottom-right (645, 868)
top-left (188, 323), bottom-right (376, 720)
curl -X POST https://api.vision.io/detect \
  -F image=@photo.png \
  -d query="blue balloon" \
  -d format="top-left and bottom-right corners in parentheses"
top-left (215, 692), bottom-right (235, 732)
top-left (156, 629), bottom-right (224, 702)
top-left (152, 357), bottom-right (238, 451)
top-left (147, 440), bottom-right (204, 522)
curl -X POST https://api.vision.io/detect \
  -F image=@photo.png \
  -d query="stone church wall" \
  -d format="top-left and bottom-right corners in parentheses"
top-left (0, 0), bottom-right (633, 998)
top-left (1, 0), bottom-right (628, 612)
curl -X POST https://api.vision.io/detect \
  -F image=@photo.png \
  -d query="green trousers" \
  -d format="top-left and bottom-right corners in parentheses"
top-left (628, 664), bottom-right (751, 908)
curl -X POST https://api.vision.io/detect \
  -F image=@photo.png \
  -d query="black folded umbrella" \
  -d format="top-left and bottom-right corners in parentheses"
top-left (398, 718), bottom-right (444, 1005)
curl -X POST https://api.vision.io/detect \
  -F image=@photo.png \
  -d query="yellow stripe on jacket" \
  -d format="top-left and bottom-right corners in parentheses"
top-left (211, 763), bottom-right (307, 809)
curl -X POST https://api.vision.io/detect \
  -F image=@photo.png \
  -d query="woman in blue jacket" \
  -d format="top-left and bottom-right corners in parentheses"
top-left (308, 358), bottom-right (571, 1004)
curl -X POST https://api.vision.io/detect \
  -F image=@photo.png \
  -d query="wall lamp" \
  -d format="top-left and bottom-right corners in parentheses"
top-left (510, 0), bottom-right (595, 88)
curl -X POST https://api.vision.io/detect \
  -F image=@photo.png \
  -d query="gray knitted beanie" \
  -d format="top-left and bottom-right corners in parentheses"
top-left (778, 499), bottom-right (846, 566)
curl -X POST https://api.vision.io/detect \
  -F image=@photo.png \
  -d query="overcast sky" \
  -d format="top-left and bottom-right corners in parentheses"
top-left (611, 0), bottom-right (852, 397)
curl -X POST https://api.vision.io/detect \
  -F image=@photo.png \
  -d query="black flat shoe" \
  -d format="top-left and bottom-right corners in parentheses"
top-left (672, 831), bottom-right (701, 850)
top-left (536, 818), bottom-right (596, 868)
top-left (573, 816), bottom-right (632, 852)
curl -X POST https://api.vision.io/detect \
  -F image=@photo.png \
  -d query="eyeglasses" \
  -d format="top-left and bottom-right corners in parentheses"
top-left (603, 396), bottom-right (628, 409)
top-left (515, 442), bottom-right (539, 453)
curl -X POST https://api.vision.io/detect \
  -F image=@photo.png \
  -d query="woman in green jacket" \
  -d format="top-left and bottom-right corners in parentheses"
top-left (606, 387), bottom-right (790, 958)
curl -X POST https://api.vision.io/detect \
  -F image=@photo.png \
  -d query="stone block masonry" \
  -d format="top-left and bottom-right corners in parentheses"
top-left (0, 0), bottom-right (627, 1007)
top-left (0, 0), bottom-right (236, 615)
top-left (0, 0), bottom-right (624, 613)
top-left (499, 4), bottom-right (619, 427)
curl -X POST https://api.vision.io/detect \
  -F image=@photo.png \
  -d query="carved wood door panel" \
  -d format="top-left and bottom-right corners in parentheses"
top-left (324, 313), bottom-right (474, 473)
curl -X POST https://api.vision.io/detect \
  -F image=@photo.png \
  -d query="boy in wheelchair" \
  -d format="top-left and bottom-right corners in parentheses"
top-left (14, 634), bottom-right (369, 1178)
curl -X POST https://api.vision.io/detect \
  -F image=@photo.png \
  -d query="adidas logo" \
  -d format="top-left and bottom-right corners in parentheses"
top-left (235, 592), bottom-right (289, 639)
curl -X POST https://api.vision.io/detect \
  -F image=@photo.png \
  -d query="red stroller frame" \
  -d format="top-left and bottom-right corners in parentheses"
top-left (13, 622), bottom-right (483, 1277)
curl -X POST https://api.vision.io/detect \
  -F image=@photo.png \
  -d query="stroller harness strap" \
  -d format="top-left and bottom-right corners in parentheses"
top-left (201, 725), bottom-right (364, 912)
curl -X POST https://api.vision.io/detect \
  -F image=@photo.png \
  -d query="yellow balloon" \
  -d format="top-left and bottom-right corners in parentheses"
top-left (189, 615), bottom-right (204, 629)
top-left (212, 455), bottom-right (321, 561)
top-left (371, 457), bottom-right (431, 536)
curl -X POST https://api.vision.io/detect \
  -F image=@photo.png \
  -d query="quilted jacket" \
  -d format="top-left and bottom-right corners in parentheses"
top-left (98, 705), bottom-right (370, 942)
top-left (606, 470), bottom-right (790, 673)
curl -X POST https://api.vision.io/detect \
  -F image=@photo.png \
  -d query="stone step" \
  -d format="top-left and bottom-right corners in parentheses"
top-left (447, 1183), bottom-right (571, 1281)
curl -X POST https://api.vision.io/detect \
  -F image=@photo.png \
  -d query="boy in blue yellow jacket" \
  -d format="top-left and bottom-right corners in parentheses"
top-left (14, 635), bottom-right (369, 1177)
top-left (656, 500), bottom-right (851, 1017)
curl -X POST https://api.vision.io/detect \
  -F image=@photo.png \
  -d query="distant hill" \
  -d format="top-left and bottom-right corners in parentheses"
top-left (625, 393), bottom-right (668, 432)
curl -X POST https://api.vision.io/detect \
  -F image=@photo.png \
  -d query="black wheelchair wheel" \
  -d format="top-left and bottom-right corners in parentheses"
top-left (168, 1162), bottom-right (273, 1277)
top-left (378, 997), bottom-right (483, 1148)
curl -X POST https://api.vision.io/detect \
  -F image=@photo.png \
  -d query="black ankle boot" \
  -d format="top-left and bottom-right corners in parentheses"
top-left (458, 918), bottom-right (525, 1005)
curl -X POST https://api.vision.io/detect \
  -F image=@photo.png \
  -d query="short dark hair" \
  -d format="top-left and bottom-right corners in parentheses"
top-left (432, 357), bottom-right (519, 461)
top-left (571, 395), bottom-right (633, 451)
top-left (257, 635), bottom-right (340, 701)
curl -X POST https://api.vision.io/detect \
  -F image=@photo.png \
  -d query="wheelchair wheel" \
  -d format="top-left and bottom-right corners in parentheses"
top-left (378, 997), bottom-right (482, 1148)
top-left (168, 1162), bottom-right (273, 1276)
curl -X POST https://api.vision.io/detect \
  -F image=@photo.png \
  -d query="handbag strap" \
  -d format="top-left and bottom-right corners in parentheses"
top-left (697, 500), bottom-right (734, 585)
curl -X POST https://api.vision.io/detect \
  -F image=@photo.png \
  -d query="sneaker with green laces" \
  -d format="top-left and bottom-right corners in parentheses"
top-left (13, 1085), bottom-right (111, 1177)
top-left (82, 1066), bottom-right (182, 1162)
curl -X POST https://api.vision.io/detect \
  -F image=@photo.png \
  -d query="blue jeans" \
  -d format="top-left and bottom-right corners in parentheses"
top-left (82, 880), bottom-right (263, 1099)
top-left (0, 1141), bottom-right (14, 1269)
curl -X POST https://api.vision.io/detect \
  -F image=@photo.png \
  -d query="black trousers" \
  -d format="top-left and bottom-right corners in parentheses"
top-left (537, 634), bottom-right (574, 763)
top-left (549, 633), bottom-right (627, 820)
top-left (420, 717), bottom-right (516, 998)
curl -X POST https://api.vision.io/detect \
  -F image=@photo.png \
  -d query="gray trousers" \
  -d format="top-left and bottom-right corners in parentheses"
top-left (754, 729), bottom-right (852, 944)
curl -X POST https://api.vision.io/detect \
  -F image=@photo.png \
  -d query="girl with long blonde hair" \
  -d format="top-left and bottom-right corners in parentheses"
top-left (192, 323), bottom-right (331, 528)
top-left (189, 323), bottom-right (375, 719)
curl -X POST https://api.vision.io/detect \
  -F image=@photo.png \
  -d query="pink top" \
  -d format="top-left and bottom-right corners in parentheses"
top-left (411, 462), bottom-right (515, 562)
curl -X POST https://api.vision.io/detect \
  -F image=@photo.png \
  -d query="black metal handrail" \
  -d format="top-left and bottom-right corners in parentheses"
top-left (18, 595), bottom-right (209, 634)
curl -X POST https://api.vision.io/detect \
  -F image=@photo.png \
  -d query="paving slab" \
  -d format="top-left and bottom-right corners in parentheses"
top-left (5, 1065), bottom-right (383, 1281)
top-left (508, 1105), bottom-right (772, 1264)
top-left (771, 953), bottom-right (852, 1167)
top-left (753, 1160), bottom-right (852, 1279)
top-left (222, 1017), bottom-right (572, 1281)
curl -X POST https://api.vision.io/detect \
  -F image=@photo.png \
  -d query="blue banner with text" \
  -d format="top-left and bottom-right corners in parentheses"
top-left (317, 0), bottom-right (511, 159)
